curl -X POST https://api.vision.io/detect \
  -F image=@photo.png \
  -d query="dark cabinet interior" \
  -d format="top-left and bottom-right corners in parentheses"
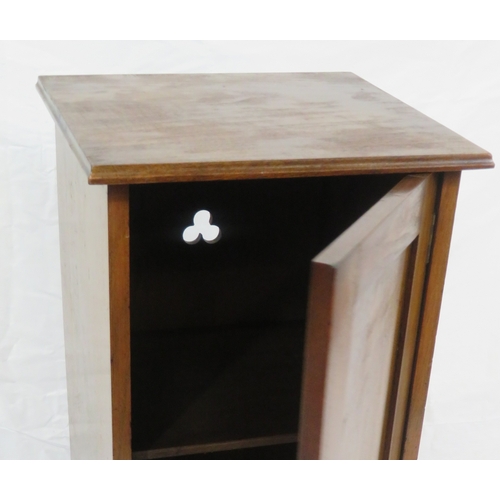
top-left (129, 174), bottom-right (404, 459)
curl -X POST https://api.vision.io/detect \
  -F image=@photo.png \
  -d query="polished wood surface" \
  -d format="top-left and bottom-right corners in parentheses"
top-left (37, 73), bottom-right (493, 184)
top-left (56, 127), bottom-right (113, 459)
top-left (108, 185), bottom-right (131, 459)
top-left (402, 172), bottom-right (461, 459)
top-left (298, 175), bottom-right (433, 459)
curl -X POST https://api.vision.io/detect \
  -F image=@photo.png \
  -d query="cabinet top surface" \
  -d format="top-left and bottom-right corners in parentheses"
top-left (37, 72), bottom-right (493, 184)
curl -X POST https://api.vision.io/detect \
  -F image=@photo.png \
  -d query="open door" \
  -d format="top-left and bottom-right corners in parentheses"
top-left (298, 174), bottom-right (437, 460)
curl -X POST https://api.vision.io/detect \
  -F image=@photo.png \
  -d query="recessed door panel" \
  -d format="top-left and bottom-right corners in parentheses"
top-left (298, 175), bottom-right (437, 459)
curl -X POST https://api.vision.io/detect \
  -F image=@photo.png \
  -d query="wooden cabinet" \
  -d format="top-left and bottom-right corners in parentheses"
top-left (37, 73), bottom-right (493, 460)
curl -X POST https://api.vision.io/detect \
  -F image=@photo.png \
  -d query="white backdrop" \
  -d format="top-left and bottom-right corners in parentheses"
top-left (1, 41), bottom-right (499, 459)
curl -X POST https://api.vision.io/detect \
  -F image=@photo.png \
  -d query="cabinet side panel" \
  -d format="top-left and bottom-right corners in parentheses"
top-left (56, 127), bottom-right (113, 459)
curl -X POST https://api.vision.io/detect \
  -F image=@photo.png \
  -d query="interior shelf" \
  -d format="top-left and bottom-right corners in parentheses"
top-left (147, 442), bottom-right (299, 460)
top-left (131, 321), bottom-right (304, 459)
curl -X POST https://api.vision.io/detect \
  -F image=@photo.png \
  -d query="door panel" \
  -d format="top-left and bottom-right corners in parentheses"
top-left (298, 174), bottom-right (437, 460)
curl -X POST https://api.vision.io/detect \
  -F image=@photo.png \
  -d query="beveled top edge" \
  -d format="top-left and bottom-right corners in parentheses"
top-left (87, 155), bottom-right (493, 185)
top-left (37, 72), bottom-right (494, 185)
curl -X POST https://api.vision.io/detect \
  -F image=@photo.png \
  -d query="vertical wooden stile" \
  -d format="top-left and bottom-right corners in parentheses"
top-left (108, 186), bottom-right (132, 460)
top-left (402, 172), bottom-right (461, 459)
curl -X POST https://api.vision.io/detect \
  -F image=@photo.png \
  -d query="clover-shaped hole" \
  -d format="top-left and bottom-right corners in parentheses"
top-left (182, 210), bottom-right (221, 244)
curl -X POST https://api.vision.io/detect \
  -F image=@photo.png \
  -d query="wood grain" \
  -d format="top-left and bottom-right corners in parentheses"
top-left (56, 126), bottom-right (113, 459)
top-left (295, 263), bottom-right (335, 460)
top-left (382, 175), bottom-right (438, 459)
top-left (298, 175), bottom-right (431, 459)
top-left (36, 73), bottom-right (493, 185)
top-left (108, 185), bottom-right (131, 459)
top-left (402, 171), bottom-right (461, 459)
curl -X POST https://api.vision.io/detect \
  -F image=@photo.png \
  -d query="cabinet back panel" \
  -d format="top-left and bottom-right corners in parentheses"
top-left (130, 175), bottom-right (404, 332)
top-left (131, 322), bottom-right (304, 454)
